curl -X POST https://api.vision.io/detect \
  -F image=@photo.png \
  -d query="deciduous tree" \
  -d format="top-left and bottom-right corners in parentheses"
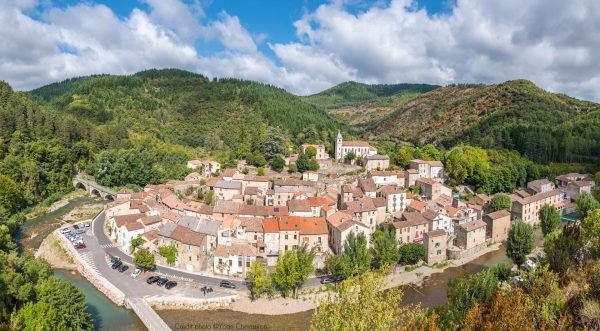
top-left (540, 204), bottom-right (561, 236)
top-left (133, 248), bottom-right (155, 270)
top-left (399, 243), bottom-right (426, 265)
top-left (489, 193), bottom-right (511, 212)
top-left (506, 220), bottom-right (535, 267)
top-left (371, 230), bottom-right (399, 270)
top-left (343, 232), bottom-right (371, 276)
top-left (246, 260), bottom-right (275, 300)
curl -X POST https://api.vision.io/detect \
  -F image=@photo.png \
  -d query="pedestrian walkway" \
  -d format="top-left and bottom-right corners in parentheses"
top-left (127, 297), bottom-right (172, 331)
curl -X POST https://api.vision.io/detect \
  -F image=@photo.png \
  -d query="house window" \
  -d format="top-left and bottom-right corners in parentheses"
top-left (435, 242), bottom-right (440, 248)
top-left (285, 245), bottom-right (288, 251)
top-left (238, 256), bottom-right (242, 267)
top-left (437, 250), bottom-right (442, 255)
top-left (294, 234), bottom-right (297, 240)
top-left (228, 260), bottom-right (232, 266)
top-left (188, 256), bottom-right (191, 262)
top-left (285, 234), bottom-right (288, 240)
top-left (218, 258), bottom-right (222, 264)
top-left (246, 256), bottom-right (251, 268)
top-left (254, 234), bottom-right (257, 240)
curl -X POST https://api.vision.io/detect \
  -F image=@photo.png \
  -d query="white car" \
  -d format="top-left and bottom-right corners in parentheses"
top-left (131, 269), bottom-right (142, 279)
top-left (523, 260), bottom-right (536, 272)
top-left (60, 228), bottom-right (71, 234)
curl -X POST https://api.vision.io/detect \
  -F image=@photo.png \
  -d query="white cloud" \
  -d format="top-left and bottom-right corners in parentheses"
top-left (0, 0), bottom-right (599, 102)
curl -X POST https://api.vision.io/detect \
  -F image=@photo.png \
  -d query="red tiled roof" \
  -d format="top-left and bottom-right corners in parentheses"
top-left (263, 218), bottom-right (280, 233)
top-left (279, 216), bottom-right (328, 235)
top-left (409, 200), bottom-right (427, 212)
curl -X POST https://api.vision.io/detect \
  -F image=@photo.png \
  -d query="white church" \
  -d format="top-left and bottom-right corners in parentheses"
top-left (335, 131), bottom-right (377, 162)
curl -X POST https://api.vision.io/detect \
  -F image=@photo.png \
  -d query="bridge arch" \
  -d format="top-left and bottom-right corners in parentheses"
top-left (90, 188), bottom-right (101, 197)
top-left (74, 181), bottom-right (87, 191)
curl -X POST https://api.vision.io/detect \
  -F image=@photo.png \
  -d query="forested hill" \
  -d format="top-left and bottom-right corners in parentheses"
top-left (302, 81), bottom-right (440, 108)
top-left (357, 80), bottom-right (600, 165)
top-left (28, 69), bottom-right (340, 149)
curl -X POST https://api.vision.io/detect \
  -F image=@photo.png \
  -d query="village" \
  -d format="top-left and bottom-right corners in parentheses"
top-left (100, 132), bottom-right (597, 281)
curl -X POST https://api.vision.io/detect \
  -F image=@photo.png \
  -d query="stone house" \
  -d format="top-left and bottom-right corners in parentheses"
top-left (212, 243), bottom-right (258, 277)
top-left (364, 154), bottom-right (390, 171)
top-left (482, 210), bottom-right (511, 243)
top-left (423, 229), bottom-right (447, 263)
top-left (326, 211), bottom-right (370, 254)
top-left (454, 220), bottom-right (486, 250)
top-left (301, 144), bottom-right (328, 160)
top-left (157, 223), bottom-right (209, 272)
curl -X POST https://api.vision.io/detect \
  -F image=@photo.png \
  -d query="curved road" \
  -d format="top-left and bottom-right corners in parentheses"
top-left (93, 210), bottom-right (322, 289)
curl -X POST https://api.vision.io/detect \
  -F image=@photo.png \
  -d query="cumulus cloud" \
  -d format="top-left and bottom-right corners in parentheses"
top-left (0, 0), bottom-right (599, 101)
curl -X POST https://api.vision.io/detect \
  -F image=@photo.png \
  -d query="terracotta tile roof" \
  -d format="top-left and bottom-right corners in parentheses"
top-left (206, 177), bottom-right (220, 187)
top-left (239, 218), bottom-right (263, 233)
top-left (378, 185), bottom-right (403, 195)
top-left (267, 206), bottom-right (289, 217)
top-left (427, 160), bottom-right (444, 167)
top-left (416, 177), bottom-right (438, 186)
top-left (514, 189), bottom-right (561, 205)
top-left (140, 215), bottom-right (161, 226)
top-left (409, 200), bottom-right (428, 212)
top-left (406, 169), bottom-right (419, 174)
top-left (307, 196), bottom-right (336, 207)
top-left (359, 178), bottom-right (377, 192)
top-left (263, 218), bottom-right (280, 233)
top-left (342, 141), bottom-right (371, 147)
top-left (244, 186), bottom-right (259, 195)
top-left (279, 216), bottom-right (328, 235)
top-left (222, 169), bottom-right (236, 177)
top-left (426, 229), bottom-right (446, 237)
top-left (326, 211), bottom-right (354, 228)
top-left (484, 209), bottom-right (511, 220)
top-left (213, 200), bottom-right (242, 214)
top-left (455, 219), bottom-right (486, 232)
top-left (373, 197), bottom-right (386, 208)
top-left (321, 205), bottom-right (334, 212)
top-left (434, 194), bottom-right (453, 207)
top-left (141, 229), bottom-right (160, 242)
top-left (161, 210), bottom-right (183, 223)
top-left (345, 197), bottom-right (377, 213)
top-left (167, 225), bottom-right (207, 246)
top-left (288, 199), bottom-right (312, 212)
top-left (118, 189), bottom-right (134, 194)
top-left (243, 175), bottom-right (270, 182)
top-left (213, 243), bottom-right (257, 257)
top-left (273, 179), bottom-right (315, 187)
top-left (124, 222), bottom-right (144, 231)
top-left (238, 205), bottom-right (269, 216)
top-left (113, 213), bottom-right (144, 227)
top-left (161, 195), bottom-right (185, 210)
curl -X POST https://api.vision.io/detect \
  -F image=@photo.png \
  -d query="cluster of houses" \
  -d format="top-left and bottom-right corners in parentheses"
top-left (103, 134), bottom-right (596, 278)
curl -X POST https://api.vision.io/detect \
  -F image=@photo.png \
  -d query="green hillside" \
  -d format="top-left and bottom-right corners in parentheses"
top-left (362, 80), bottom-right (600, 164)
top-left (302, 81), bottom-right (439, 108)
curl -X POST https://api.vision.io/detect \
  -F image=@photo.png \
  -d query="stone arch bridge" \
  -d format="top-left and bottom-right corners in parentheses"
top-left (72, 175), bottom-right (117, 200)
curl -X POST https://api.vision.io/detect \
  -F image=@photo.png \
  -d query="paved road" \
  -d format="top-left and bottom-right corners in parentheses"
top-left (93, 210), bottom-right (323, 289)
top-left (127, 298), bottom-right (171, 331)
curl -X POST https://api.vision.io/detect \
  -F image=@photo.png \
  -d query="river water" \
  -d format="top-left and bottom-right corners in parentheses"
top-left (19, 195), bottom-right (145, 331)
top-left (158, 247), bottom-right (511, 331)
top-left (22, 194), bottom-right (512, 331)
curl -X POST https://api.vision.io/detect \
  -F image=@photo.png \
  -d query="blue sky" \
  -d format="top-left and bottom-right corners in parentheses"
top-left (2, 0), bottom-right (599, 100)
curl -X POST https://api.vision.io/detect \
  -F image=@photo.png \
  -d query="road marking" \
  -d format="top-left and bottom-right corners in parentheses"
top-left (100, 243), bottom-right (115, 249)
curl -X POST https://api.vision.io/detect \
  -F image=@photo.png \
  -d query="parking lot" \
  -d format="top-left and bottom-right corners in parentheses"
top-left (58, 221), bottom-right (235, 300)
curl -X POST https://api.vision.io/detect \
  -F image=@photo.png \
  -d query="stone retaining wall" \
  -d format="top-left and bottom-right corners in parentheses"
top-left (146, 294), bottom-right (239, 311)
top-left (448, 241), bottom-right (497, 260)
top-left (54, 229), bottom-right (127, 306)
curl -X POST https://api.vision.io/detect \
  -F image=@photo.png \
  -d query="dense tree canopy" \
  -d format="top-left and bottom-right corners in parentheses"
top-left (506, 220), bottom-right (535, 267)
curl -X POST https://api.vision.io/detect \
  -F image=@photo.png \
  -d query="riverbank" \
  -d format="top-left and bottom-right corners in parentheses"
top-left (226, 242), bottom-right (503, 315)
top-left (36, 233), bottom-right (77, 270)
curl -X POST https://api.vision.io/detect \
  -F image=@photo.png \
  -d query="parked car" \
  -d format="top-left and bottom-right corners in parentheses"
top-left (84, 222), bottom-right (91, 227)
top-left (74, 242), bottom-right (86, 249)
top-left (131, 269), bottom-right (142, 279)
top-left (111, 260), bottom-right (122, 270)
top-left (219, 280), bottom-right (236, 289)
top-left (75, 228), bottom-right (86, 234)
top-left (320, 276), bottom-right (336, 284)
top-left (60, 228), bottom-right (71, 234)
top-left (156, 278), bottom-right (169, 286)
top-left (73, 224), bottom-right (80, 230)
top-left (69, 235), bottom-right (82, 242)
top-left (146, 276), bottom-right (160, 284)
top-left (165, 281), bottom-right (177, 290)
top-left (513, 275), bottom-right (524, 283)
top-left (110, 256), bottom-right (121, 265)
top-left (522, 259), bottom-right (536, 272)
top-left (118, 264), bottom-right (129, 273)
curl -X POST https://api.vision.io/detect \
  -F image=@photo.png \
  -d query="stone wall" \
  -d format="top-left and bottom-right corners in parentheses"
top-left (447, 240), bottom-right (492, 260)
top-left (54, 229), bottom-right (127, 306)
top-left (146, 295), bottom-right (238, 311)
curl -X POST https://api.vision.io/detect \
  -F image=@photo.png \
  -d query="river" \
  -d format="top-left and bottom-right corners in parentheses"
top-left (19, 195), bottom-right (146, 331)
top-left (158, 247), bottom-right (511, 331)
top-left (22, 194), bottom-right (512, 331)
